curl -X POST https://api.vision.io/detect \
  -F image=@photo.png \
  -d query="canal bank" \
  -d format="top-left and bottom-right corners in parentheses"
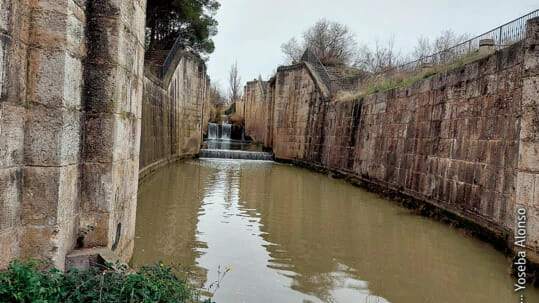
top-left (253, 18), bottom-right (539, 276)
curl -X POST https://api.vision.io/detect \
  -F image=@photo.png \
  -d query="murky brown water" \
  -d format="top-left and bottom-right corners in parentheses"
top-left (133, 159), bottom-right (539, 303)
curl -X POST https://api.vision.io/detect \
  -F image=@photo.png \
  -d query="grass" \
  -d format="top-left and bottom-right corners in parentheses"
top-left (337, 51), bottom-right (490, 101)
top-left (0, 259), bottom-right (212, 303)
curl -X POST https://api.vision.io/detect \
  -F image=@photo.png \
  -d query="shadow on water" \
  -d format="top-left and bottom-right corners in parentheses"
top-left (134, 159), bottom-right (539, 303)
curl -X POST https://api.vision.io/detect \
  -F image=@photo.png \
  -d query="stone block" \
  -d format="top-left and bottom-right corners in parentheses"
top-left (22, 166), bottom-right (60, 226)
top-left (81, 162), bottom-right (113, 213)
top-left (27, 48), bottom-right (83, 108)
top-left (83, 113), bottom-right (115, 162)
top-left (85, 64), bottom-right (135, 114)
top-left (116, 31), bottom-right (138, 73)
top-left (476, 140), bottom-right (488, 163)
top-left (0, 103), bottom-right (24, 168)
top-left (473, 163), bottom-right (487, 186)
top-left (478, 54), bottom-right (498, 76)
top-left (57, 164), bottom-right (80, 220)
top-left (487, 140), bottom-right (505, 167)
top-left (502, 116), bottom-right (520, 141)
top-left (19, 226), bottom-right (58, 261)
top-left (0, 0), bottom-right (9, 32)
top-left (79, 212), bottom-right (110, 248)
top-left (0, 34), bottom-right (6, 99)
top-left (66, 248), bottom-right (106, 271)
top-left (132, 2), bottom-right (146, 45)
top-left (112, 114), bottom-right (133, 161)
top-left (536, 174), bottom-right (539, 204)
top-left (1, 37), bottom-right (28, 105)
top-left (447, 160), bottom-right (459, 181)
top-left (525, 206), bottom-right (538, 251)
top-left (1, 0), bottom-right (30, 38)
top-left (486, 167), bottom-right (505, 193)
top-left (30, 5), bottom-right (70, 50)
top-left (519, 107), bottom-right (539, 142)
top-left (0, 167), bottom-right (21, 230)
top-left (85, 14), bottom-right (120, 64)
top-left (503, 169), bottom-right (516, 195)
top-left (515, 172), bottom-right (535, 207)
top-left (518, 141), bottom-right (539, 172)
top-left (0, 229), bottom-right (19, 269)
top-left (53, 214), bottom-right (78, 271)
top-left (24, 106), bottom-right (81, 166)
top-left (450, 139), bottom-right (466, 160)
top-left (521, 78), bottom-right (539, 107)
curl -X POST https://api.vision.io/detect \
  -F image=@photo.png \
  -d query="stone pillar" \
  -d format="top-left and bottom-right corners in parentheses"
top-left (516, 17), bottom-right (539, 262)
top-left (479, 38), bottom-right (495, 55)
top-left (80, 0), bottom-right (145, 263)
top-left (0, 0), bottom-right (31, 269)
top-left (19, 0), bottom-right (86, 271)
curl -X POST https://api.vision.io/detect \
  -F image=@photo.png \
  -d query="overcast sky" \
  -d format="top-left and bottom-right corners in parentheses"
top-left (206, 0), bottom-right (538, 92)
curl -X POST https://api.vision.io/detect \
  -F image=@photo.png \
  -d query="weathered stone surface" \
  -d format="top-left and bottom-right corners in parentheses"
top-left (0, 0), bottom-right (146, 270)
top-left (24, 106), bottom-right (81, 166)
top-left (139, 53), bottom-right (208, 170)
top-left (242, 79), bottom-right (267, 143)
top-left (0, 228), bottom-right (19, 268)
top-left (0, 103), bottom-right (24, 168)
top-left (22, 166), bottom-right (61, 226)
top-left (0, 168), bottom-right (21, 231)
top-left (259, 19), bottom-right (539, 262)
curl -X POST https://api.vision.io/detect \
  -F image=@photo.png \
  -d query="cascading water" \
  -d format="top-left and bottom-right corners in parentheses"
top-left (208, 123), bottom-right (219, 140)
top-left (221, 121), bottom-right (231, 140)
top-left (203, 114), bottom-right (273, 160)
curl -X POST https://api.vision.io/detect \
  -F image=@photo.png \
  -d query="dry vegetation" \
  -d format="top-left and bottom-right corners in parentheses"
top-left (335, 50), bottom-right (491, 101)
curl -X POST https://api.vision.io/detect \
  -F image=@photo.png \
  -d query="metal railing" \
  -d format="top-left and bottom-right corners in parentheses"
top-left (258, 75), bottom-right (267, 98)
top-left (301, 48), bottom-right (332, 90)
top-left (161, 36), bottom-right (184, 76)
top-left (387, 9), bottom-right (539, 74)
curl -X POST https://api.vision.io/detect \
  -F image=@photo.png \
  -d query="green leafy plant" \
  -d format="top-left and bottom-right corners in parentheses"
top-left (0, 259), bottom-right (211, 303)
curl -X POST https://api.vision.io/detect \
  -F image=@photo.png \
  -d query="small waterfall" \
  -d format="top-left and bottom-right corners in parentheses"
top-left (221, 122), bottom-right (231, 140)
top-left (204, 117), bottom-right (273, 161)
top-left (199, 149), bottom-right (273, 161)
top-left (208, 123), bottom-right (218, 140)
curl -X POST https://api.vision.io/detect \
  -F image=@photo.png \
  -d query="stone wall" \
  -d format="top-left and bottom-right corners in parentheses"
top-left (0, 0), bottom-right (146, 270)
top-left (0, 0), bottom-right (31, 269)
top-left (139, 53), bottom-right (209, 176)
top-left (241, 79), bottom-right (267, 143)
top-left (264, 18), bottom-right (539, 262)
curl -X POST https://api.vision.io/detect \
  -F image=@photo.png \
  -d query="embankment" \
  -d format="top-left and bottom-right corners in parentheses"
top-left (139, 52), bottom-right (209, 180)
top-left (264, 18), bottom-right (539, 263)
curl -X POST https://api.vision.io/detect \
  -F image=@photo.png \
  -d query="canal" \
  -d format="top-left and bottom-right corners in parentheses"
top-left (133, 159), bottom-right (539, 303)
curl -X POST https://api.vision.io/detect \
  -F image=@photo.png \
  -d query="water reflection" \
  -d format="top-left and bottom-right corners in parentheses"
top-left (134, 159), bottom-right (539, 303)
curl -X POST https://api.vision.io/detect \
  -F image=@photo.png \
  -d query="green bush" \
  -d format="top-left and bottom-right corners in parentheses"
top-left (0, 259), bottom-right (211, 303)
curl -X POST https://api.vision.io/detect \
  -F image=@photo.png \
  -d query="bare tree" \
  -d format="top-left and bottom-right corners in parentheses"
top-left (354, 36), bottom-right (402, 73)
top-left (281, 19), bottom-right (358, 66)
top-left (209, 83), bottom-right (225, 107)
top-left (409, 30), bottom-right (470, 64)
top-left (228, 61), bottom-right (242, 103)
top-left (412, 36), bottom-right (432, 61)
top-left (281, 37), bottom-right (303, 64)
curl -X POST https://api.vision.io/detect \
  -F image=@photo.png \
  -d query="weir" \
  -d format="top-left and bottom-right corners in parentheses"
top-left (202, 119), bottom-right (273, 160)
top-left (199, 149), bottom-right (273, 160)
top-left (207, 121), bottom-right (232, 140)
